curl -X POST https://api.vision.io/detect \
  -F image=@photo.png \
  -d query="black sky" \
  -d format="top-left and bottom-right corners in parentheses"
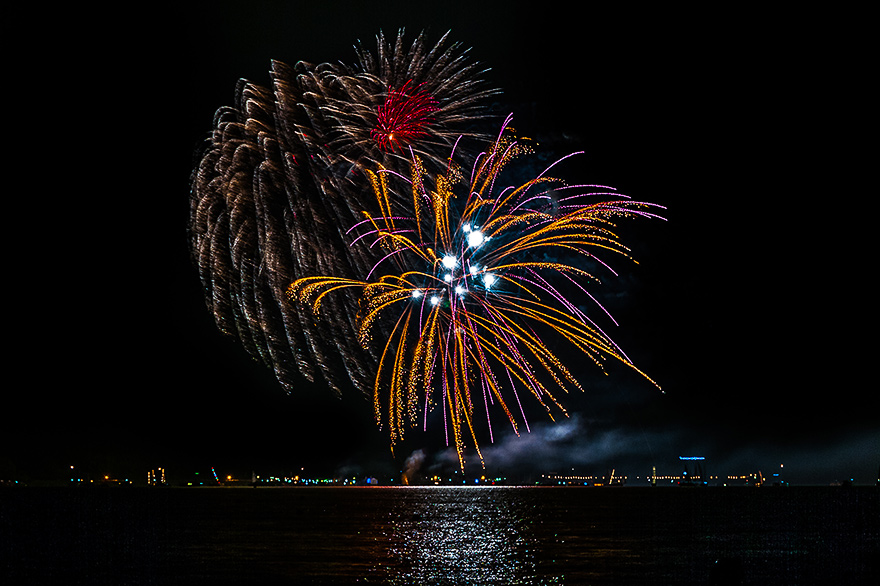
top-left (6, 2), bottom-right (875, 485)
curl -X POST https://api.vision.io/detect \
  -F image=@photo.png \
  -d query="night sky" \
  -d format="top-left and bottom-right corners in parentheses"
top-left (7, 2), bottom-right (874, 485)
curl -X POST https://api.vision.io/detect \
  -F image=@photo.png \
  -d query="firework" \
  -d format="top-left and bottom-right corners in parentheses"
top-left (288, 116), bottom-right (665, 469)
top-left (371, 80), bottom-right (439, 152)
top-left (189, 30), bottom-right (499, 395)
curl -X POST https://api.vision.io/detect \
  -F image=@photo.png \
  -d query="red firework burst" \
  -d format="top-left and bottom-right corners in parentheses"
top-left (371, 80), bottom-right (439, 151)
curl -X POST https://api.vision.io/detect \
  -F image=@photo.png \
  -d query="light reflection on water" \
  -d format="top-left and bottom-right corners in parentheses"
top-left (5, 485), bottom-right (877, 585)
top-left (374, 486), bottom-right (551, 585)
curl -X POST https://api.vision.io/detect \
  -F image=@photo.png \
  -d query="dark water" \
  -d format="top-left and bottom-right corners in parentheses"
top-left (2, 486), bottom-right (878, 585)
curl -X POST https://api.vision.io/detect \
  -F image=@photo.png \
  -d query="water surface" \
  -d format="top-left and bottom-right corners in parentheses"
top-left (3, 486), bottom-right (877, 584)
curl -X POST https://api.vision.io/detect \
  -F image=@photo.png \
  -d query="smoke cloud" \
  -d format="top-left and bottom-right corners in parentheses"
top-left (402, 449), bottom-right (427, 485)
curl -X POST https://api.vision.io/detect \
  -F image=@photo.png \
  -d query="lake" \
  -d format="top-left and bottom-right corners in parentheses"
top-left (2, 486), bottom-right (878, 584)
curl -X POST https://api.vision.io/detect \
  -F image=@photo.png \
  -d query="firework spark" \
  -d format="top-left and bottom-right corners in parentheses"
top-left (372, 80), bottom-right (440, 151)
top-left (189, 30), bottom-right (499, 395)
top-left (288, 116), bottom-right (665, 469)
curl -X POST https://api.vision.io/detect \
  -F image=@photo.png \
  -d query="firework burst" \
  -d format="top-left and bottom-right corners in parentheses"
top-left (288, 116), bottom-right (665, 469)
top-left (371, 80), bottom-right (440, 152)
top-left (189, 30), bottom-right (499, 395)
